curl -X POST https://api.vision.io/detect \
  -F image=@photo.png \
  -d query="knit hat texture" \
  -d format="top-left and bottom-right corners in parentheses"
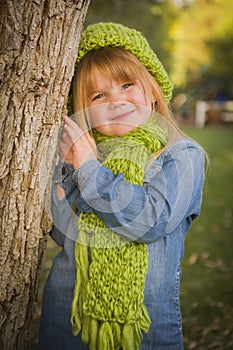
top-left (77, 22), bottom-right (173, 102)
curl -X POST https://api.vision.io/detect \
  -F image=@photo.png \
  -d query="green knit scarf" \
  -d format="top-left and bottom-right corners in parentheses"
top-left (71, 117), bottom-right (167, 350)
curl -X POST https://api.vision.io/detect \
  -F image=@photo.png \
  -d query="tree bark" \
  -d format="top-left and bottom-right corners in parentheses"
top-left (0, 0), bottom-right (90, 348)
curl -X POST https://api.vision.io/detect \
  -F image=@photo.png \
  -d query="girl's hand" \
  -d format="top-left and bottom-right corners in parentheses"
top-left (61, 115), bottom-right (97, 169)
top-left (59, 130), bottom-right (74, 164)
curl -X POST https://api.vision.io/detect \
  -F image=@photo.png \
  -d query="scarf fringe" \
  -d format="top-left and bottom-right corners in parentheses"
top-left (72, 307), bottom-right (151, 350)
top-left (71, 229), bottom-right (89, 336)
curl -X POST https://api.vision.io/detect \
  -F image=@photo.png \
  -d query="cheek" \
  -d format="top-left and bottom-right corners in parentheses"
top-left (91, 115), bottom-right (102, 129)
top-left (130, 89), bottom-right (149, 106)
top-left (90, 106), bottom-right (108, 129)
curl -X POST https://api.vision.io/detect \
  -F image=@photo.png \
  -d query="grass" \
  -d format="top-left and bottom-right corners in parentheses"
top-left (30, 124), bottom-right (233, 349)
top-left (181, 125), bottom-right (233, 349)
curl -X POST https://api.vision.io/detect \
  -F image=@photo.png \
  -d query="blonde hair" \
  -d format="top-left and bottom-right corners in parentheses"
top-left (72, 47), bottom-right (184, 145)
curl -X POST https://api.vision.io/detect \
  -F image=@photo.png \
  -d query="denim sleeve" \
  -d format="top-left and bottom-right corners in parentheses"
top-left (73, 139), bottom-right (205, 243)
top-left (50, 162), bottom-right (79, 246)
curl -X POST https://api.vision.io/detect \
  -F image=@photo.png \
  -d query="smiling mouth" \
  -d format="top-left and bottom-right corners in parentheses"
top-left (111, 110), bottom-right (135, 121)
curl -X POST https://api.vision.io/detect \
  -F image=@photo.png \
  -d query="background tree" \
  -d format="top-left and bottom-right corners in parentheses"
top-left (86, 0), bottom-right (233, 104)
top-left (170, 0), bottom-right (233, 100)
top-left (0, 0), bottom-right (90, 349)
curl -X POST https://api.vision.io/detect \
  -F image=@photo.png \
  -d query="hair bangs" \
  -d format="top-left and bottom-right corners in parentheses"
top-left (86, 47), bottom-right (144, 95)
top-left (74, 47), bottom-right (164, 116)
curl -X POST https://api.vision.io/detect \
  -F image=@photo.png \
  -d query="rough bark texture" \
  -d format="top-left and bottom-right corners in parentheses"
top-left (0, 0), bottom-right (90, 348)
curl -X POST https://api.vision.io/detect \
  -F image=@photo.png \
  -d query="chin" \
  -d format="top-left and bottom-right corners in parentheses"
top-left (96, 123), bottom-right (137, 137)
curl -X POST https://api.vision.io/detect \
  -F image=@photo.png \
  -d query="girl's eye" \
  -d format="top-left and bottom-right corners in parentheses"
top-left (122, 82), bottom-right (134, 90)
top-left (92, 93), bottom-right (105, 101)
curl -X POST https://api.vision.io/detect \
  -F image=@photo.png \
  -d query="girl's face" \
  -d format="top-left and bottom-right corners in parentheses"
top-left (87, 69), bottom-right (152, 136)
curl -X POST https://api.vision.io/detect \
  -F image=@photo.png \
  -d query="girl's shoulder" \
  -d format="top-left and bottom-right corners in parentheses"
top-left (158, 137), bottom-right (205, 165)
top-left (145, 138), bottom-right (205, 181)
top-left (164, 137), bottom-right (204, 157)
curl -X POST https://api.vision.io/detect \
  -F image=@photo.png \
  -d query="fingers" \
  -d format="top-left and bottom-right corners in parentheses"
top-left (60, 116), bottom-right (97, 168)
top-left (63, 115), bottom-right (96, 147)
top-left (59, 136), bottom-right (70, 155)
top-left (59, 116), bottom-right (78, 163)
top-left (63, 115), bottom-right (85, 145)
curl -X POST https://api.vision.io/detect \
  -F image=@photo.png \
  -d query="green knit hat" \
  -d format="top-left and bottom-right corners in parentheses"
top-left (76, 22), bottom-right (173, 102)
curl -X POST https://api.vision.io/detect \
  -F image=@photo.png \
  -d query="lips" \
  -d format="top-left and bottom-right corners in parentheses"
top-left (111, 110), bottom-right (135, 121)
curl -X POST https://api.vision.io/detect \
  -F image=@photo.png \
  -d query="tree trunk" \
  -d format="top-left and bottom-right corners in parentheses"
top-left (0, 0), bottom-right (90, 348)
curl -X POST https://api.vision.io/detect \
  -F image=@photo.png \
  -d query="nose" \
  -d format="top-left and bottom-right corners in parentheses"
top-left (107, 83), bottom-right (128, 109)
top-left (109, 101), bottom-right (125, 110)
top-left (109, 91), bottom-right (126, 110)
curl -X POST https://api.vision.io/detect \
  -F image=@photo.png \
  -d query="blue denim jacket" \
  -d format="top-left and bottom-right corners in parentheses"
top-left (39, 138), bottom-right (205, 350)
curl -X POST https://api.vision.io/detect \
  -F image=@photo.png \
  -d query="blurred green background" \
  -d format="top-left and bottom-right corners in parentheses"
top-left (30, 1), bottom-right (233, 349)
top-left (85, 0), bottom-right (233, 105)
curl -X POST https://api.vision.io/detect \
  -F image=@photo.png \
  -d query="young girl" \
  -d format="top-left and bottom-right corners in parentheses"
top-left (39, 23), bottom-right (205, 350)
